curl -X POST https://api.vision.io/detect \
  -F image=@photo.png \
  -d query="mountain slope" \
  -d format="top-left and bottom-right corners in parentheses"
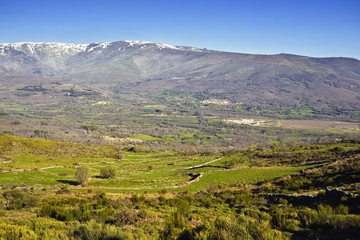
top-left (0, 41), bottom-right (360, 114)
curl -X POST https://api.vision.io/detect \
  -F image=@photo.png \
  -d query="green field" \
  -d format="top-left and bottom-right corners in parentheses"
top-left (1, 134), bottom-right (354, 193)
top-left (182, 166), bottom-right (312, 192)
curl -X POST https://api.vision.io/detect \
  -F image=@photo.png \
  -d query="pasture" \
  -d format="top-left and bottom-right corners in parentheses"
top-left (0, 134), bottom-right (331, 193)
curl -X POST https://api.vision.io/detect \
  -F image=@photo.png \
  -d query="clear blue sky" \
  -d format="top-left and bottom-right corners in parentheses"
top-left (1, 0), bottom-right (360, 59)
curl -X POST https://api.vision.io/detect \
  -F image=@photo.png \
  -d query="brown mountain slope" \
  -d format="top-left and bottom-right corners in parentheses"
top-left (0, 41), bottom-right (359, 115)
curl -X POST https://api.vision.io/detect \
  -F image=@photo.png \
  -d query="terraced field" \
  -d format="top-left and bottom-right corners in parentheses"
top-left (2, 134), bottom-right (359, 195)
top-left (0, 139), bottom-right (317, 193)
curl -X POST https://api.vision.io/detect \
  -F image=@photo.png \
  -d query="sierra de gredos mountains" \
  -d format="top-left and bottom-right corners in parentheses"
top-left (0, 40), bottom-right (360, 115)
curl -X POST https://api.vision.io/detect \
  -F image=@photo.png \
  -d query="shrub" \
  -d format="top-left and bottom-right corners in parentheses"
top-left (160, 200), bottom-right (191, 239)
top-left (3, 189), bottom-right (38, 210)
top-left (317, 204), bottom-right (334, 226)
top-left (73, 220), bottom-right (134, 240)
top-left (100, 166), bottom-right (117, 178)
top-left (128, 145), bottom-right (148, 153)
top-left (26, 218), bottom-right (69, 239)
top-left (0, 223), bottom-right (37, 240)
top-left (111, 209), bottom-right (139, 226)
top-left (73, 204), bottom-right (93, 223)
top-left (299, 207), bottom-right (318, 228)
top-left (75, 166), bottom-right (90, 186)
top-left (208, 216), bottom-right (248, 240)
top-left (39, 202), bottom-right (73, 221)
top-left (335, 205), bottom-right (349, 215)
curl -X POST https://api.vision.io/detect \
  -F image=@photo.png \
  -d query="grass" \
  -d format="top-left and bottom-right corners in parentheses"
top-left (41, 167), bottom-right (76, 175)
top-left (0, 171), bottom-right (68, 187)
top-left (0, 142), bottom-right (219, 189)
top-left (182, 166), bottom-right (311, 192)
top-left (0, 160), bottom-right (343, 192)
top-left (129, 134), bottom-right (161, 141)
top-left (89, 171), bottom-right (190, 188)
top-left (324, 128), bottom-right (360, 134)
top-left (2, 147), bottom-right (310, 191)
top-left (0, 156), bottom-right (113, 171)
top-left (0, 134), bottom-right (359, 194)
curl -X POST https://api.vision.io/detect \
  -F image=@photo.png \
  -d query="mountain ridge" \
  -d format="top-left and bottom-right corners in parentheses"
top-left (1, 41), bottom-right (358, 59)
top-left (1, 40), bottom-right (360, 116)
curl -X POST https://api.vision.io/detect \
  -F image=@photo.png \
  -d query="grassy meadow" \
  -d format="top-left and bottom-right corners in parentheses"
top-left (0, 134), bottom-right (358, 193)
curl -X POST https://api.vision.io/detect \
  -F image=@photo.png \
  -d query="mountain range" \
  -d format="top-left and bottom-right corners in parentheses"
top-left (1, 41), bottom-right (360, 115)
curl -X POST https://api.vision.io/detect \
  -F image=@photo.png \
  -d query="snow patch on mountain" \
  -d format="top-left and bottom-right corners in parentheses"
top-left (0, 42), bottom-right (88, 56)
top-left (155, 43), bottom-right (180, 50)
top-left (0, 41), bottom-right (205, 57)
top-left (124, 40), bottom-right (151, 47)
top-left (85, 42), bottom-right (112, 52)
top-left (123, 40), bottom-right (184, 51)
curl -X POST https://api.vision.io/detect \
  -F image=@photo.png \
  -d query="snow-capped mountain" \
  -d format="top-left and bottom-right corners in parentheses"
top-left (0, 41), bottom-right (203, 75)
top-left (0, 41), bottom-right (191, 57)
top-left (0, 42), bottom-right (88, 56)
top-left (0, 40), bottom-right (360, 112)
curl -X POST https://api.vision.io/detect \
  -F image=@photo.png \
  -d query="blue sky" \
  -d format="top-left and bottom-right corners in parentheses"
top-left (1, 0), bottom-right (360, 59)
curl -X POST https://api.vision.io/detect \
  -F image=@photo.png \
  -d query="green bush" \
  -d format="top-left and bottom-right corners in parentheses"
top-left (26, 218), bottom-right (69, 239)
top-left (299, 204), bottom-right (360, 233)
top-left (0, 223), bottom-right (37, 240)
top-left (237, 214), bottom-right (286, 240)
top-left (335, 204), bottom-right (349, 215)
top-left (160, 200), bottom-right (191, 239)
top-left (208, 216), bottom-right (249, 240)
top-left (299, 207), bottom-right (318, 228)
top-left (111, 209), bottom-right (139, 226)
top-left (39, 202), bottom-right (73, 221)
top-left (3, 189), bottom-right (38, 210)
top-left (73, 204), bottom-right (93, 223)
top-left (317, 204), bottom-right (334, 226)
top-left (75, 165), bottom-right (90, 186)
top-left (128, 145), bottom-right (148, 153)
top-left (73, 220), bottom-right (134, 240)
top-left (100, 166), bottom-right (117, 178)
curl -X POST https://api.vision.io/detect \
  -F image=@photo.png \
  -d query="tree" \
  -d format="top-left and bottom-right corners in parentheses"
top-left (75, 166), bottom-right (90, 186)
top-left (128, 145), bottom-right (148, 153)
top-left (100, 166), bottom-right (117, 178)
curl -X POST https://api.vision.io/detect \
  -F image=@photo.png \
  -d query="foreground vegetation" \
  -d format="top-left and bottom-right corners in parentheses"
top-left (0, 134), bottom-right (359, 239)
top-left (4, 188), bottom-right (360, 240)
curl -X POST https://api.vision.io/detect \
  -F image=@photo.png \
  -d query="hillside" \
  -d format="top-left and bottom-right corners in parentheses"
top-left (1, 41), bottom-right (360, 115)
top-left (0, 134), bottom-right (359, 239)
